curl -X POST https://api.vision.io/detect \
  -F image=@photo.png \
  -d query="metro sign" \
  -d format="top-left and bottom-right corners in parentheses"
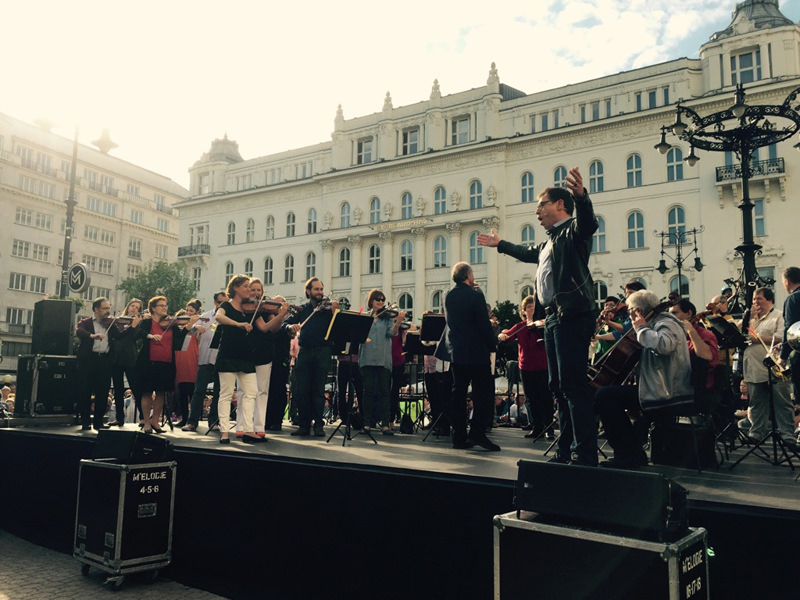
top-left (68, 263), bottom-right (91, 294)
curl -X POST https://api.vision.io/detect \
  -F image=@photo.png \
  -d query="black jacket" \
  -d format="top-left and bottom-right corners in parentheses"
top-left (497, 192), bottom-right (598, 319)
top-left (434, 282), bottom-right (496, 366)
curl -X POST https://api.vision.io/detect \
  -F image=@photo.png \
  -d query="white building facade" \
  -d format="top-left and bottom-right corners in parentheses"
top-left (1, 114), bottom-right (186, 375)
top-left (178, 0), bottom-right (800, 320)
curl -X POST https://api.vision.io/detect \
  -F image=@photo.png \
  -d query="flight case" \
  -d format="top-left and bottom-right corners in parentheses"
top-left (493, 511), bottom-right (709, 600)
top-left (73, 458), bottom-right (177, 589)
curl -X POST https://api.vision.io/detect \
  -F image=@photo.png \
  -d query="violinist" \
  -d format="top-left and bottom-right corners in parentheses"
top-left (594, 296), bottom-right (627, 361)
top-left (75, 297), bottom-right (114, 431)
top-left (740, 287), bottom-right (795, 445)
top-left (135, 296), bottom-right (198, 434)
top-left (284, 277), bottom-right (340, 437)
top-left (497, 295), bottom-right (552, 441)
top-left (239, 278), bottom-right (291, 438)
top-left (214, 275), bottom-right (262, 444)
top-left (108, 298), bottom-right (144, 426)
top-left (174, 300), bottom-right (203, 429)
top-left (595, 290), bottom-right (693, 468)
top-left (669, 299), bottom-right (719, 409)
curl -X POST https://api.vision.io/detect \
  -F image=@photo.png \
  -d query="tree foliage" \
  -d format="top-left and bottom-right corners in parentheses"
top-left (117, 261), bottom-right (196, 312)
top-left (493, 299), bottom-right (521, 331)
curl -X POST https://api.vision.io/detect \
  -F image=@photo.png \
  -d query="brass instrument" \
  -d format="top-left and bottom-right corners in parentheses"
top-left (747, 325), bottom-right (791, 381)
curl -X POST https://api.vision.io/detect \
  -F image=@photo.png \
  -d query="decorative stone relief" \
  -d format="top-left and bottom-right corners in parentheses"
top-left (324, 211), bottom-right (333, 229)
top-left (384, 202), bottom-right (394, 219)
top-left (487, 185), bottom-right (497, 206)
top-left (450, 191), bottom-right (461, 210)
top-left (352, 207), bottom-right (362, 225)
top-left (415, 195), bottom-right (426, 216)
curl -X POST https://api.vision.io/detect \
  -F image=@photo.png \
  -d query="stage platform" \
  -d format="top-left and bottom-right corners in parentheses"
top-left (2, 421), bottom-right (799, 599)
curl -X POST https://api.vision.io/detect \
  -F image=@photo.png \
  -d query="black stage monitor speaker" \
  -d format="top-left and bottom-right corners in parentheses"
top-left (514, 460), bottom-right (688, 542)
top-left (92, 430), bottom-right (173, 464)
top-left (14, 355), bottom-right (79, 416)
top-left (32, 299), bottom-right (74, 355)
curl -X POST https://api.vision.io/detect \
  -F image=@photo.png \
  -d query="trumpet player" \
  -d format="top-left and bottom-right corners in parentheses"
top-left (741, 287), bottom-right (796, 447)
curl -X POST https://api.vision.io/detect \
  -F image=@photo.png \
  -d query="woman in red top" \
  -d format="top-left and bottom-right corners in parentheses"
top-left (498, 295), bottom-right (553, 440)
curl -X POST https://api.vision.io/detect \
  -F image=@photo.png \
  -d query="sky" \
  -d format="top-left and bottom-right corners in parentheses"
top-left (5, 0), bottom-right (800, 189)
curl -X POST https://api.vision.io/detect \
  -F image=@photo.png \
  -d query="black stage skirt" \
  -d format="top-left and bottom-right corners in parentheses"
top-left (139, 360), bottom-right (176, 394)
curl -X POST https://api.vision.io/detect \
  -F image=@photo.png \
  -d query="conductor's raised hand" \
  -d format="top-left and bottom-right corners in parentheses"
top-left (477, 229), bottom-right (500, 248)
top-left (565, 167), bottom-right (586, 199)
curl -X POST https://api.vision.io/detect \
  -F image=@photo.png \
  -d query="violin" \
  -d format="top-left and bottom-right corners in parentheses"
top-left (146, 313), bottom-right (207, 329)
top-left (100, 315), bottom-right (139, 331)
top-left (242, 295), bottom-right (299, 317)
top-left (374, 304), bottom-right (400, 319)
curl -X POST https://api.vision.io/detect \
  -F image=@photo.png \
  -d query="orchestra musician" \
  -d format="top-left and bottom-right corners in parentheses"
top-left (264, 296), bottom-right (293, 432)
top-left (285, 277), bottom-right (339, 437)
top-left (174, 300), bottom-right (203, 428)
top-left (780, 267), bottom-right (800, 417)
top-left (595, 290), bottom-right (694, 468)
top-left (669, 299), bottom-right (720, 410)
top-left (108, 298), bottom-right (144, 426)
top-left (741, 287), bottom-right (795, 446)
top-left (75, 297), bottom-right (114, 431)
top-left (135, 296), bottom-right (199, 434)
top-left (497, 295), bottom-right (552, 441)
top-left (478, 167), bottom-right (598, 465)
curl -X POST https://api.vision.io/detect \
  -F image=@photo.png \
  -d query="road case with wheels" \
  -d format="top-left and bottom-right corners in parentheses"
top-left (73, 458), bottom-right (176, 589)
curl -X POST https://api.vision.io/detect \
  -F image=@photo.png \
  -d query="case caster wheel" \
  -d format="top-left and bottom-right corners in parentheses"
top-left (104, 575), bottom-right (125, 591)
top-left (144, 569), bottom-right (159, 584)
top-left (80, 564), bottom-right (90, 576)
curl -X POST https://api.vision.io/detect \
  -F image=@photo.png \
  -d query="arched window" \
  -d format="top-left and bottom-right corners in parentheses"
top-left (369, 244), bottom-right (381, 274)
top-left (521, 224), bottom-right (535, 245)
top-left (308, 208), bottom-right (317, 234)
top-left (667, 148), bottom-right (684, 181)
top-left (627, 211), bottom-right (645, 249)
top-left (469, 231), bottom-right (484, 264)
top-left (400, 239), bottom-right (413, 271)
top-left (521, 172), bottom-right (534, 203)
top-left (284, 255), bottom-right (295, 283)
top-left (227, 222), bottom-right (236, 245)
top-left (286, 212), bottom-right (296, 237)
top-left (668, 206), bottom-right (686, 245)
top-left (401, 192), bottom-right (413, 219)
top-left (593, 216), bottom-right (606, 252)
top-left (369, 197), bottom-right (381, 224)
top-left (244, 258), bottom-right (253, 277)
top-left (433, 236), bottom-right (447, 268)
top-left (265, 215), bottom-right (275, 240)
top-left (340, 202), bottom-right (351, 228)
top-left (225, 261), bottom-right (234, 287)
top-left (593, 281), bottom-right (609, 311)
top-left (246, 218), bottom-right (255, 243)
top-left (398, 293), bottom-right (413, 321)
top-left (589, 160), bottom-right (604, 194)
top-left (670, 274), bottom-right (690, 298)
top-left (339, 248), bottom-right (351, 277)
top-left (263, 257), bottom-right (273, 285)
top-left (305, 252), bottom-right (316, 279)
top-left (554, 166), bottom-right (567, 187)
top-left (469, 180), bottom-right (483, 209)
top-left (434, 186), bottom-right (447, 214)
top-left (520, 285), bottom-right (534, 300)
top-left (626, 153), bottom-right (643, 187)
top-left (431, 290), bottom-right (443, 313)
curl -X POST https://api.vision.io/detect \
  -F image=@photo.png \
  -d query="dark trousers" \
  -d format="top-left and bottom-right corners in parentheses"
top-left (544, 311), bottom-right (598, 466)
top-left (79, 353), bottom-right (112, 427)
top-left (361, 365), bottom-right (391, 428)
top-left (187, 363), bottom-right (219, 427)
top-left (265, 361), bottom-right (291, 428)
top-left (111, 363), bottom-right (139, 424)
top-left (520, 369), bottom-right (553, 434)
top-left (390, 364), bottom-right (405, 422)
top-left (176, 382), bottom-right (194, 421)
top-left (425, 371), bottom-right (451, 430)
top-left (594, 385), bottom-right (643, 460)
top-left (337, 360), bottom-right (363, 419)
top-left (449, 363), bottom-right (493, 443)
top-left (294, 346), bottom-right (332, 430)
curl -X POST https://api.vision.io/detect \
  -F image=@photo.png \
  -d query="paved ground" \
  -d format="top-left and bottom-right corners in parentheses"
top-left (0, 530), bottom-right (227, 600)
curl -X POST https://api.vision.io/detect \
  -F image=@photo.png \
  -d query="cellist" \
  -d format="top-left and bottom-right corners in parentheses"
top-left (594, 290), bottom-right (693, 468)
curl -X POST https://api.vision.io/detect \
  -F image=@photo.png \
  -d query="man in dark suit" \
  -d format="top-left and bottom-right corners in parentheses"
top-left (435, 262), bottom-right (500, 451)
top-left (76, 297), bottom-right (113, 431)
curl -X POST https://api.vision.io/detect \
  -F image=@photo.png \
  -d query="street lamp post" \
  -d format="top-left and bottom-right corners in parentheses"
top-left (655, 226), bottom-right (704, 298)
top-left (60, 128), bottom-right (79, 300)
top-left (656, 83), bottom-right (800, 309)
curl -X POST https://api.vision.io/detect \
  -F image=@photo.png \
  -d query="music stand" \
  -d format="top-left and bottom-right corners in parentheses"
top-left (400, 331), bottom-right (427, 430)
top-left (419, 314), bottom-right (450, 442)
top-left (324, 310), bottom-right (375, 446)
top-left (705, 316), bottom-right (748, 350)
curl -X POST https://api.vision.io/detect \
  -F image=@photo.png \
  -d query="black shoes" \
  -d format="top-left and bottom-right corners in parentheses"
top-left (470, 435), bottom-right (501, 452)
top-left (291, 428), bottom-right (311, 437)
top-left (547, 454), bottom-right (570, 465)
top-left (107, 420), bottom-right (124, 427)
top-left (452, 439), bottom-right (475, 449)
top-left (242, 435), bottom-right (267, 444)
top-left (219, 437), bottom-right (230, 444)
top-left (600, 451), bottom-right (648, 469)
top-left (314, 429), bottom-right (325, 437)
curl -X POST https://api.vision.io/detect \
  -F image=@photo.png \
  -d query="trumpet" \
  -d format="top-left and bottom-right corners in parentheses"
top-left (747, 326), bottom-right (791, 381)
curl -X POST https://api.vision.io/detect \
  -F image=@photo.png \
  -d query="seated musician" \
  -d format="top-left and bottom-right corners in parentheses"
top-left (595, 290), bottom-right (694, 468)
top-left (669, 299), bottom-right (720, 409)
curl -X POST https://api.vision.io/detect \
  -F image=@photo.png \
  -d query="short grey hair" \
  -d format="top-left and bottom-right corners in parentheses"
top-left (452, 262), bottom-right (472, 284)
top-left (626, 290), bottom-right (661, 315)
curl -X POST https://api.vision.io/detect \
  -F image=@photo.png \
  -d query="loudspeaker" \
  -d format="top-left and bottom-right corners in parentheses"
top-left (92, 430), bottom-right (173, 464)
top-left (32, 299), bottom-right (74, 355)
top-left (14, 355), bottom-right (79, 416)
top-left (514, 460), bottom-right (688, 542)
top-left (651, 418), bottom-right (718, 470)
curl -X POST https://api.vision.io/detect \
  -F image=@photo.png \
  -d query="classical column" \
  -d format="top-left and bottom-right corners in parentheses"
top-left (319, 239), bottom-right (333, 284)
top-left (411, 227), bottom-right (427, 311)
top-left (379, 231), bottom-right (394, 300)
top-left (348, 235), bottom-right (363, 304)
top-left (482, 217), bottom-right (500, 302)
top-left (446, 222), bottom-right (463, 264)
